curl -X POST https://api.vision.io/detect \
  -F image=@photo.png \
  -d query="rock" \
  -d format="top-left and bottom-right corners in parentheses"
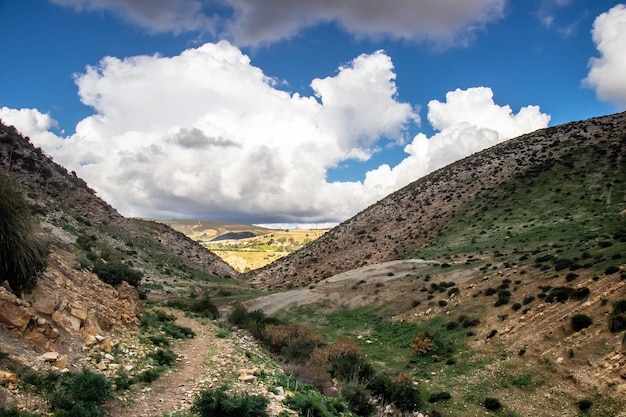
top-left (0, 371), bottom-right (18, 389)
top-left (238, 374), bottom-right (257, 383)
top-left (100, 337), bottom-right (113, 353)
top-left (95, 335), bottom-right (106, 342)
top-left (24, 329), bottom-right (50, 352)
top-left (52, 355), bottom-right (69, 370)
top-left (84, 334), bottom-right (98, 345)
top-left (52, 309), bottom-right (82, 333)
top-left (0, 287), bottom-right (32, 332)
top-left (96, 362), bottom-right (107, 371)
top-left (104, 353), bottom-right (115, 361)
top-left (27, 293), bottom-right (56, 315)
top-left (39, 351), bottom-right (60, 362)
top-left (36, 317), bottom-right (47, 326)
top-left (70, 306), bottom-right (88, 321)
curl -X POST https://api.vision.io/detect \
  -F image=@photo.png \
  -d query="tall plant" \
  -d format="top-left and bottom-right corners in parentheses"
top-left (0, 173), bottom-right (48, 295)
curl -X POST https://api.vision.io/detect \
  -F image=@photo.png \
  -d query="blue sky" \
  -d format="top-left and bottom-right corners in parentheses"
top-left (1, 0), bottom-right (625, 226)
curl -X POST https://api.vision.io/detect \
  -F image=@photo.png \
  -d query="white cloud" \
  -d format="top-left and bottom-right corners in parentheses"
top-left (2, 45), bottom-right (551, 224)
top-left (0, 107), bottom-right (64, 150)
top-left (49, 0), bottom-right (505, 47)
top-left (584, 4), bottom-right (626, 109)
top-left (362, 87), bottom-right (550, 196)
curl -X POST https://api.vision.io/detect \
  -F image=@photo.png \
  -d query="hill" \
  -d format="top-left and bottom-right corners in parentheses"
top-left (248, 111), bottom-right (626, 290)
top-left (241, 111), bottom-right (626, 415)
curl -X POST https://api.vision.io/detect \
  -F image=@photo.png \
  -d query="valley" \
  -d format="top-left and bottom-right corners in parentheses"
top-left (1, 112), bottom-right (625, 417)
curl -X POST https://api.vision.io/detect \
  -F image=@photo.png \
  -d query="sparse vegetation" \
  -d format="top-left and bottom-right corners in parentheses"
top-left (191, 385), bottom-right (268, 417)
top-left (23, 368), bottom-right (111, 417)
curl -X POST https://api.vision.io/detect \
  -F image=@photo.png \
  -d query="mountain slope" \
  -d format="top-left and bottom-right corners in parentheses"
top-left (248, 111), bottom-right (626, 290)
top-left (0, 123), bottom-right (240, 296)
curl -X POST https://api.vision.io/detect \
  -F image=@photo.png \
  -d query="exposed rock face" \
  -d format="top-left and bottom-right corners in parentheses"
top-left (0, 245), bottom-right (143, 358)
top-left (0, 287), bottom-right (31, 332)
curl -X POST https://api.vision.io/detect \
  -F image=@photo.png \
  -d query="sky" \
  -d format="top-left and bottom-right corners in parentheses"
top-left (1, 1), bottom-right (625, 227)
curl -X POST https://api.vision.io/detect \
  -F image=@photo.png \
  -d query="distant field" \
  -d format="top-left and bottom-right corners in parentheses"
top-left (153, 219), bottom-right (328, 272)
top-left (205, 229), bottom-right (328, 272)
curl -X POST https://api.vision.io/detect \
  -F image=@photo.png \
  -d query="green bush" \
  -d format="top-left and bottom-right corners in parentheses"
top-left (0, 173), bottom-right (49, 295)
top-left (341, 382), bottom-right (373, 416)
top-left (191, 386), bottom-right (268, 417)
top-left (571, 314), bottom-right (593, 332)
top-left (165, 296), bottom-right (220, 319)
top-left (369, 373), bottom-right (422, 412)
top-left (428, 391), bottom-right (452, 403)
top-left (23, 368), bottom-right (111, 417)
top-left (92, 260), bottom-right (142, 287)
top-left (484, 397), bottom-right (502, 410)
top-left (0, 405), bottom-right (39, 417)
top-left (608, 315), bottom-right (626, 333)
top-left (578, 399), bottom-right (593, 411)
top-left (283, 392), bottom-right (347, 417)
top-left (149, 348), bottom-right (177, 366)
top-left (135, 368), bottom-right (164, 384)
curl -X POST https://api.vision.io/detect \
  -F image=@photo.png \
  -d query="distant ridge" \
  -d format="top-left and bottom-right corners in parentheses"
top-left (211, 231), bottom-right (256, 241)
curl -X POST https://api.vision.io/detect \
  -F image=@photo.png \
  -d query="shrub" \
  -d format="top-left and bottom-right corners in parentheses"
top-left (0, 173), bottom-right (49, 295)
top-left (545, 287), bottom-right (574, 303)
top-left (370, 373), bottom-right (422, 412)
top-left (606, 266), bottom-right (621, 275)
top-left (565, 273), bottom-right (579, 282)
top-left (428, 391), bottom-right (452, 403)
top-left (135, 368), bottom-right (165, 383)
top-left (284, 392), bottom-right (346, 417)
top-left (0, 405), bottom-right (39, 417)
top-left (578, 399), bottom-right (593, 411)
top-left (92, 260), bottom-right (142, 287)
top-left (166, 296), bottom-right (220, 319)
top-left (410, 332), bottom-right (433, 355)
top-left (24, 368), bottom-right (111, 417)
top-left (311, 339), bottom-right (373, 383)
top-left (191, 385), bottom-right (268, 417)
top-left (571, 314), bottom-right (593, 332)
top-left (511, 303), bottom-right (522, 311)
top-left (148, 348), bottom-right (177, 366)
top-left (571, 287), bottom-right (590, 300)
top-left (264, 324), bottom-right (324, 364)
top-left (613, 300), bottom-right (626, 314)
top-left (341, 382), bottom-right (373, 416)
top-left (608, 315), bottom-right (626, 333)
top-left (484, 397), bottom-right (502, 410)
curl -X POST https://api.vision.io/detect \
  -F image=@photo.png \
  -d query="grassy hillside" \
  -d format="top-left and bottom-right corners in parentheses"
top-left (241, 112), bottom-right (626, 416)
top-left (248, 112), bottom-right (626, 290)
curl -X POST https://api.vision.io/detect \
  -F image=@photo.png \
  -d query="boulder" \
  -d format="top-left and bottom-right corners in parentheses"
top-left (0, 287), bottom-right (32, 332)
top-left (52, 309), bottom-right (82, 333)
top-left (52, 355), bottom-right (69, 370)
top-left (0, 371), bottom-right (18, 389)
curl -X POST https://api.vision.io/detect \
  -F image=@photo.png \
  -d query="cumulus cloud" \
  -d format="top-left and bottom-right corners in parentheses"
top-left (1, 45), bottom-right (551, 224)
top-left (584, 4), bottom-right (626, 109)
top-left (362, 87), bottom-right (550, 196)
top-left (49, 0), bottom-right (505, 46)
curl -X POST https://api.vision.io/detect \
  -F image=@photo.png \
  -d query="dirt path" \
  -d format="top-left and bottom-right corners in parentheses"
top-left (106, 311), bottom-right (214, 417)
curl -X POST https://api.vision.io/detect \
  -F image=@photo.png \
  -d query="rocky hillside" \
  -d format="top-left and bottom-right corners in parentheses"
top-left (0, 121), bottom-right (243, 377)
top-left (248, 111), bottom-right (626, 290)
top-left (0, 123), bottom-right (240, 293)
